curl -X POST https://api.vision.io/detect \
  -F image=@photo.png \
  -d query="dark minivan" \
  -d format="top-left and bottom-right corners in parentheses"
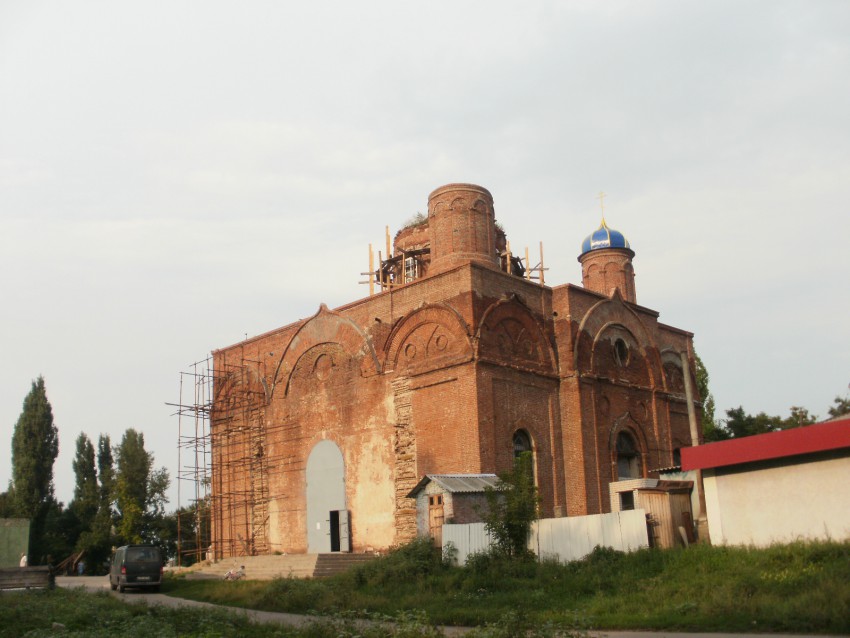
top-left (109, 545), bottom-right (163, 593)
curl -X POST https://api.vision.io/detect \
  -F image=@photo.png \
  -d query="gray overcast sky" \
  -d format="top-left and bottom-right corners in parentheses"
top-left (1, 1), bottom-right (848, 509)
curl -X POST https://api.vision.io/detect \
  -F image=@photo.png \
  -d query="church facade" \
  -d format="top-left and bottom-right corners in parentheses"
top-left (209, 183), bottom-right (702, 557)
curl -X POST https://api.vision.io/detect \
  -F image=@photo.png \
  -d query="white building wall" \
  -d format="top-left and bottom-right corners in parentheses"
top-left (703, 454), bottom-right (850, 546)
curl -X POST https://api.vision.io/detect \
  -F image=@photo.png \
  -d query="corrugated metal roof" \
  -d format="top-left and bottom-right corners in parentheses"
top-left (653, 465), bottom-right (682, 474)
top-left (407, 474), bottom-right (499, 498)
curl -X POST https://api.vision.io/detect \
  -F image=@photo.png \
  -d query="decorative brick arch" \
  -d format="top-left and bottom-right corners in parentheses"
top-left (384, 303), bottom-right (473, 376)
top-left (475, 295), bottom-right (556, 375)
top-left (575, 290), bottom-right (659, 386)
top-left (270, 304), bottom-right (380, 399)
top-left (213, 364), bottom-right (269, 410)
top-left (588, 322), bottom-right (654, 388)
top-left (286, 341), bottom-right (354, 398)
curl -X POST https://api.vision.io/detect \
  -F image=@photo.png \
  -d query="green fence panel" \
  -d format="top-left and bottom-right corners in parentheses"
top-left (0, 519), bottom-right (30, 568)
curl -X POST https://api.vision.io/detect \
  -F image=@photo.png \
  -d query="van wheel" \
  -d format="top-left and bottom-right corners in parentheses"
top-left (151, 585), bottom-right (160, 593)
top-left (118, 582), bottom-right (125, 593)
top-left (110, 579), bottom-right (117, 591)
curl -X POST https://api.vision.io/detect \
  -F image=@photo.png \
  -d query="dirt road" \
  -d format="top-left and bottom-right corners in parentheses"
top-left (54, 576), bottom-right (843, 638)
top-left (55, 576), bottom-right (325, 631)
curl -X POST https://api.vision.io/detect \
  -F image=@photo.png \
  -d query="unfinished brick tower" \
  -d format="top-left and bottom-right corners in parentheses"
top-left (209, 183), bottom-right (701, 557)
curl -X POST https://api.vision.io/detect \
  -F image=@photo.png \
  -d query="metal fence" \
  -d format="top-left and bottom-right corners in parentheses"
top-left (443, 509), bottom-right (649, 565)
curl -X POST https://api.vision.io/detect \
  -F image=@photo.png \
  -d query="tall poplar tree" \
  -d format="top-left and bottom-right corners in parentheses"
top-left (70, 434), bottom-right (99, 531)
top-left (96, 434), bottom-right (115, 510)
top-left (11, 376), bottom-right (59, 562)
top-left (76, 434), bottom-right (118, 573)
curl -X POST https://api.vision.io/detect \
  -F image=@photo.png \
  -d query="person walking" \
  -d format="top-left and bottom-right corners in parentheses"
top-left (19, 553), bottom-right (27, 567)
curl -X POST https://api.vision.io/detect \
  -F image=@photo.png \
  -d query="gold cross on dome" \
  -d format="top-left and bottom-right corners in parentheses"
top-left (597, 191), bottom-right (607, 223)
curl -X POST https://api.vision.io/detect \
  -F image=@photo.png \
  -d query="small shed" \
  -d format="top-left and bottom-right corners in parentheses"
top-left (636, 480), bottom-right (695, 548)
top-left (407, 474), bottom-right (499, 546)
top-left (609, 476), bottom-right (696, 548)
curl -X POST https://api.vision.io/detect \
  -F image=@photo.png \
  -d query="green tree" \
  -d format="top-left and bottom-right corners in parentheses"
top-left (784, 406), bottom-right (817, 429)
top-left (0, 490), bottom-right (14, 518)
top-left (482, 453), bottom-right (539, 559)
top-left (62, 433), bottom-right (101, 570)
top-left (724, 406), bottom-right (782, 438)
top-left (827, 393), bottom-right (850, 418)
top-left (173, 498), bottom-right (212, 566)
top-left (70, 434), bottom-right (99, 531)
top-left (695, 353), bottom-right (727, 442)
top-left (722, 404), bottom-right (817, 438)
top-left (96, 434), bottom-right (115, 511)
top-left (38, 499), bottom-right (76, 565)
top-left (11, 376), bottom-right (59, 563)
top-left (151, 500), bottom-right (211, 566)
top-left (114, 429), bottom-right (170, 544)
top-left (74, 433), bottom-right (118, 573)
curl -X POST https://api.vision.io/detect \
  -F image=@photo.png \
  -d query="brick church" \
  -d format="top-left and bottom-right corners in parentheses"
top-left (210, 183), bottom-right (702, 557)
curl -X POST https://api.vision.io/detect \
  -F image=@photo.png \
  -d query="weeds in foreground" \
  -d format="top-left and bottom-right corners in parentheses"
top-left (0, 588), bottom-right (567, 638)
top-left (165, 539), bottom-right (850, 634)
top-left (0, 588), bottom-right (276, 638)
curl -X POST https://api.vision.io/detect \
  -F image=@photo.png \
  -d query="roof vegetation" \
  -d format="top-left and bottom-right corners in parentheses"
top-left (401, 211), bottom-right (428, 230)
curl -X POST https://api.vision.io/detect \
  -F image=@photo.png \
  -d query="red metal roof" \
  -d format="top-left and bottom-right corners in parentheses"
top-left (681, 417), bottom-right (850, 471)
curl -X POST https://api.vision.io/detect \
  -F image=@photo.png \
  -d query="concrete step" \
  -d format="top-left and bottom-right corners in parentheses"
top-left (313, 553), bottom-right (377, 578)
top-left (184, 552), bottom-right (377, 581)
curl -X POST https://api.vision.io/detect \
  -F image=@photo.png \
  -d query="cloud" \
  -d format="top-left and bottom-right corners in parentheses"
top-left (1, 0), bottom-right (849, 505)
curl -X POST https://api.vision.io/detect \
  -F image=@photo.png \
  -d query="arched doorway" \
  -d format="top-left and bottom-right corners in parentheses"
top-left (306, 440), bottom-right (347, 553)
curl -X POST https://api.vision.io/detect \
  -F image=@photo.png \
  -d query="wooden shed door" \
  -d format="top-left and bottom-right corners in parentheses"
top-left (640, 491), bottom-right (693, 549)
top-left (428, 495), bottom-right (444, 548)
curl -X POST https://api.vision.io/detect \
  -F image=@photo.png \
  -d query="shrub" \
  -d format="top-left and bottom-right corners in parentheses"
top-left (482, 453), bottom-right (539, 559)
top-left (401, 212), bottom-right (428, 229)
top-left (351, 537), bottom-right (448, 586)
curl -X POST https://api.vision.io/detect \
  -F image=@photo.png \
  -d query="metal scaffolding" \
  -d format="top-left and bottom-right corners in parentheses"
top-left (172, 352), bottom-right (282, 562)
top-left (169, 358), bottom-right (213, 566)
top-left (361, 224), bottom-right (547, 294)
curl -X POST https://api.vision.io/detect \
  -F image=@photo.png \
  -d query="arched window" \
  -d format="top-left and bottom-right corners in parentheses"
top-left (614, 338), bottom-right (630, 367)
top-left (513, 430), bottom-right (532, 458)
top-left (616, 432), bottom-right (641, 479)
top-left (512, 429), bottom-right (535, 483)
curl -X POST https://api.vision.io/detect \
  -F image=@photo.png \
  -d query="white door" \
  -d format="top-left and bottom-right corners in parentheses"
top-left (306, 440), bottom-right (346, 553)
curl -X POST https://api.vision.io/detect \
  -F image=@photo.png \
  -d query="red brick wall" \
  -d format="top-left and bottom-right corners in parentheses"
top-left (428, 184), bottom-right (500, 274)
top-left (579, 248), bottom-right (637, 303)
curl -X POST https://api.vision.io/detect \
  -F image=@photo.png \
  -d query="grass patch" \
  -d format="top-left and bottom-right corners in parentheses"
top-left (0, 587), bottom-right (457, 637)
top-left (0, 587), bottom-right (278, 638)
top-left (164, 538), bottom-right (850, 634)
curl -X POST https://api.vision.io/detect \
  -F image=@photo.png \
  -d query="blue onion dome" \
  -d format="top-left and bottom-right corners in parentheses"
top-left (581, 218), bottom-right (631, 255)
